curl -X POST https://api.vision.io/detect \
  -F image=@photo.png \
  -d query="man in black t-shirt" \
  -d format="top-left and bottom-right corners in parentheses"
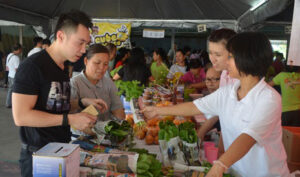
top-left (12, 10), bottom-right (108, 177)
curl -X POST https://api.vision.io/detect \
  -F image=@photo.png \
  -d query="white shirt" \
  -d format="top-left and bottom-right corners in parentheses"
top-left (27, 47), bottom-right (42, 57)
top-left (193, 78), bottom-right (290, 177)
top-left (167, 64), bottom-right (186, 79)
top-left (219, 70), bottom-right (238, 87)
top-left (6, 53), bottom-right (20, 78)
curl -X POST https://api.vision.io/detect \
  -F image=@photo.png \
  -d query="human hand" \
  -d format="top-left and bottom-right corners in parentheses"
top-left (140, 106), bottom-right (159, 119)
top-left (205, 163), bottom-right (226, 177)
top-left (68, 112), bottom-right (97, 131)
top-left (82, 98), bottom-right (108, 113)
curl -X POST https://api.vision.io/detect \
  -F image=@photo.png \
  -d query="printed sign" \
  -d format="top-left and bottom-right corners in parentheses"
top-left (91, 22), bottom-right (131, 48)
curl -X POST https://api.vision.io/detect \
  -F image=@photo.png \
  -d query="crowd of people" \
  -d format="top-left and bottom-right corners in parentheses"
top-left (0, 8), bottom-right (298, 177)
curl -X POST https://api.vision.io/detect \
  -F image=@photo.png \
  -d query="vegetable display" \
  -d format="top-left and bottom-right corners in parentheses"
top-left (178, 122), bottom-right (198, 144)
top-left (115, 80), bottom-right (145, 101)
top-left (158, 120), bottom-right (179, 141)
top-left (129, 149), bottom-right (163, 177)
top-left (104, 121), bottom-right (130, 141)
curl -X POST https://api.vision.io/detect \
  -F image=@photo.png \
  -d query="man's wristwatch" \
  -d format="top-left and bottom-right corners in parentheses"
top-left (62, 113), bottom-right (69, 127)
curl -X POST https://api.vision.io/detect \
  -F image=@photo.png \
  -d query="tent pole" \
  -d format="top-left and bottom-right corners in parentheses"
top-left (19, 26), bottom-right (23, 59)
top-left (171, 28), bottom-right (175, 50)
top-left (19, 26), bottom-right (23, 45)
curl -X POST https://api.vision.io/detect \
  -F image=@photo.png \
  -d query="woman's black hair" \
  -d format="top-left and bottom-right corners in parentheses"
top-left (208, 28), bottom-right (237, 44)
top-left (226, 32), bottom-right (273, 78)
top-left (86, 44), bottom-right (109, 60)
top-left (153, 48), bottom-right (169, 66)
top-left (113, 47), bottom-right (129, 68)
top-left (126, 47), bottom-right (146, 70)
top-left (176, 49), bottom-right (185, 55)
top-left (189, 59), bottom-right (201, 69)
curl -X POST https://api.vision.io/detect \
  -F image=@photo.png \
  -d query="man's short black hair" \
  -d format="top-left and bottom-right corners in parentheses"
top-left (54, 9), bottom-right (92, 40)
top-left (12, 43), bottom-right (22, 51)
top-left (33, 37), bottom-right (43, 46)
top-left (226, 32), bottom-right (273, 78)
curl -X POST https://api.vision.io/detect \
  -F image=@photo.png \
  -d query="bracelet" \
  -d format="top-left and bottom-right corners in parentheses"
top-left (213, 160), bottom-right (228, 172)
top-left (78, 98), bottom-right (85, 109)
top-left (62, 113), bottom-right (69, 127)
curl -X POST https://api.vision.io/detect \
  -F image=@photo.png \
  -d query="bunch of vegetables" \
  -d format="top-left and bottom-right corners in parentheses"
top-left (131, 149), bottom-right (163, 177)
top-left (145, 118), bottom-right (160, 145)
top-left (158, 120), bottom-right (179, 141)
top-left (115, 80), bottom-right (145, 101)
top-left (178, 122), bottom-right (198, 144)
top-left (104, 120), bottom-right (131, 142)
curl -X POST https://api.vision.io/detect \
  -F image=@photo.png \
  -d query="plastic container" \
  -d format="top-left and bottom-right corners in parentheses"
top-left (206, 146), bottom-right (218, 163)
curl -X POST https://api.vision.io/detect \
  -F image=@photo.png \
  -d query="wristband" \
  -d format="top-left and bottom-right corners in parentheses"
top-left (78, 98), bottom-right (85, 109)
top-left (62, 113), bottom-right (69, 127)
top-left (213, 160), bottom-right (228, 172)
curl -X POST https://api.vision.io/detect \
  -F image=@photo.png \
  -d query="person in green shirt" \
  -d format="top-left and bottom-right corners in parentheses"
top-left (269, 65), bottom-right (300, 126)
top-left (150, 48), bottom-right (169, 85)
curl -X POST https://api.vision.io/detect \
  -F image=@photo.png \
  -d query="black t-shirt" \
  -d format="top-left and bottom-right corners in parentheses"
top-left (118, 65), bottom-right (151, 86)
top-left (13, 50), bottom-right (71, 148)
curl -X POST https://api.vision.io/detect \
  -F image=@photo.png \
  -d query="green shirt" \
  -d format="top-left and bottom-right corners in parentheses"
top-left (150, 61), bottom-right (169, 85)
top-left (273, 72), bottom-right (300, 112)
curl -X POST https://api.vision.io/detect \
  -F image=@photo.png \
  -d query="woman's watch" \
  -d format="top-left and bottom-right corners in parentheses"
top-left (78, 98), bottom-right (85, 109)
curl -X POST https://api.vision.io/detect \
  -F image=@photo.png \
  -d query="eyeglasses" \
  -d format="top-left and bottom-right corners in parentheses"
top-left (205, 78), bottom-right (220, 83)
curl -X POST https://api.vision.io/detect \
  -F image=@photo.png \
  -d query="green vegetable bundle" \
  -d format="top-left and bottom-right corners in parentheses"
top-left (105, 121), bottom-right (130, 142)
top-left (137, 153), bottom-right (163, 177)
top-left (158, 120), bottom-right (179, 141)
top-left (178, 122), bottom-right (198, 144)
top-left (115, 80), bottom-right (145, 101)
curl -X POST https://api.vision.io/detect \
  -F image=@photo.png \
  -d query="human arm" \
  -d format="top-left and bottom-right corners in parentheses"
top-left (69, 77), bottom-right (108, 113)
top-left (218, 133), bottom-right (225, 158)
top-left (141, 102), bottom-right (202, 119)
top-left (113, 73), bottom-right (121, 81)
top-left (12, 93), bottom-right (97, 130)
top-left (197, 116), bottom-right (219, 141)
top-left (206, 134), bottom-right (256, 177)
top-left (70, 98), bottom-right (108, 113)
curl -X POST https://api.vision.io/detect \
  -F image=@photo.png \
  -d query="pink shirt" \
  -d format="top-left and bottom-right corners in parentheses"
top-left (181, 68), bottom-right (206, 84)
top-left (220, 70), bottom-right (238, 87)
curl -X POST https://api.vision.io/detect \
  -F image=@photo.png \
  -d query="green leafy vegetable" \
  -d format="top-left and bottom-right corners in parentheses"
top-left (115, 80), bottom-right (145, 101)
top-left (178, 122), bottom-right (198, 143)
top-left (135, 150), bottom-right (163, 177)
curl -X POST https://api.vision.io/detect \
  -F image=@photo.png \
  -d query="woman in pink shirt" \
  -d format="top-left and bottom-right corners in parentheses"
top-left (181, 59), bottom-right (206, 91)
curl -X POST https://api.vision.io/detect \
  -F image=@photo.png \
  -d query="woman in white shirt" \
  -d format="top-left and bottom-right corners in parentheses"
top-left (142, 32), bottom-right (290, 177)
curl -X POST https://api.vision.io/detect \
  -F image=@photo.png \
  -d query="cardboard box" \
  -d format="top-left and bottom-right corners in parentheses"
top-left (282, 126), bottom-right (300, 162)
top-left (33, 143), bottom-right (80, 177)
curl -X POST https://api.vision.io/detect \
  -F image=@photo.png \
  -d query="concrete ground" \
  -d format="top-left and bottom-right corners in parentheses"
top-left (0, 86), bottom-right (21, 176)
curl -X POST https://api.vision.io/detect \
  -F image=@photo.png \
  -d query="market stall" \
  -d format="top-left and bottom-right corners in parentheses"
top-left (71, 82), bottom-right (225, 177)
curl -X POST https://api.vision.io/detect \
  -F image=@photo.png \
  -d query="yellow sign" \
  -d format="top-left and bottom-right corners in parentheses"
top-left (91, 22), bottom-right (131, 48)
